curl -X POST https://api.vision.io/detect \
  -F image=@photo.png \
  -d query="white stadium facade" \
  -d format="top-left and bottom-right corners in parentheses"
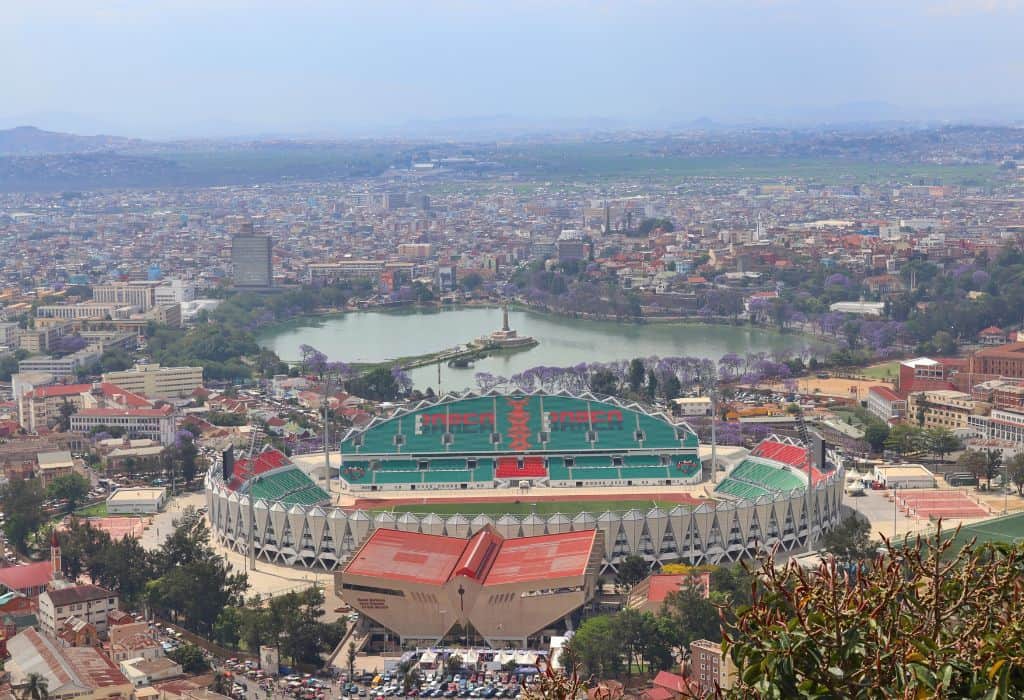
top-left (204, 391), bottom-right (844, 574)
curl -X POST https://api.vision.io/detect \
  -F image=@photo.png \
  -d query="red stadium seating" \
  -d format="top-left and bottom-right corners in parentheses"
top-left (495, 456), bottom-right (548, 479)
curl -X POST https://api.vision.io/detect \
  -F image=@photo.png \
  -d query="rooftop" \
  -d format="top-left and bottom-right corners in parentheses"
top-left (107, 487), bottom-right (166, 503)
top-left (344, 526), bottom-right (599, 587)
top-left (0, 561), bottom-right (52, 592)
top-left (44, 584), bottom-right (115, 607)
top-left (346, 529), bottom-right (469, 585)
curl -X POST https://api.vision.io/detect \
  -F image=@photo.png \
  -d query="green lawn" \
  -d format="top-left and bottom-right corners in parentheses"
top-left (378, 499), bottom-right (689, 517)
top-left (74, 502), bottom-right (108, 517)
top-left (860, 361), bottom-right (900, 380)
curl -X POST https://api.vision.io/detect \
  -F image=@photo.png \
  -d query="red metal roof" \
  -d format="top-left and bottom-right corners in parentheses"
top-left (483, 529), bottom-right (597, 586)
top-left (345, 529), bottom-right (469, 585)
top-left (345, 527), bottom-right (598, 587)
top-left (642, 572), bottom-right (711, 605)
top-left (0, 561), bottom-right (52, 592)
top-left (869, 385), bottom-right (903, 402)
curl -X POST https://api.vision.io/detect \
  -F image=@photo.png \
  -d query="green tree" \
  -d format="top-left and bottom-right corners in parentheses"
top-left (460, 273), bottom-right (483, 292)
top-left (347, 642), bottom-right (357, 680)
top-left (957, 450), bottom-right (992, 486)
top-left (20, 672), bottom-right (49, 700)
top-left (661, 583), bottom-right (721, 648)
top-left (819, 513), bottom-right (877, 563)
top-left (863, 421), bottom-right (890, 453)
top-left (446, 654), bottom-right (463, 675)
top-left (1007, 452), bottom-right (1024, 496)
top-left (46, 473), bottom-right (91, 511)
top-left (348, 367), bottom-right (401, 402)
top-left (722, 529), bottom-right (1024, 698)
top-left (169, 643), bottom-right (209, 674)
top-left (56, 398), bottom-right (77, 431)
top-left (884, 424), bottom-right (924, 458)
top-left (628, 359), bottom-right (645, 393)
top-left (923, 427), bottom-right (961, 461)
top-left (563, 615), bottom-right (622, 679)
top-left (0, 478), bottom-right (46, 554)
top-left (616, 554), bottom-right (648, 589)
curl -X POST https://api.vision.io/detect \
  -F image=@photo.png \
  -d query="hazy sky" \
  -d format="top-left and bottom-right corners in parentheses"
top-left (2, 0), bottom-right (1023, 138)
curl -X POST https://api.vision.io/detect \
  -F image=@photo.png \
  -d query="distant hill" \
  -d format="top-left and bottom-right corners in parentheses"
top-left (0, 125), bottom-right (143, 155)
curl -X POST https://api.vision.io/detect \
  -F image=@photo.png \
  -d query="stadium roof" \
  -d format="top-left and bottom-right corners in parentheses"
top-left (485, 530), bottom-right (597, 586)
top-left (339, 390), bottom-right (697, 457)
top-left (345, 529), bottom-right (478, 585)
top-left (344, 525), bottom-right (598, 587)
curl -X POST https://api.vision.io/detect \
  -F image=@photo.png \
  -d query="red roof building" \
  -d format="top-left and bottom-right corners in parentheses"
top-left (0, 562), bottom-right (53, 598)
top-left (337, 526), bottom-right (603, 648)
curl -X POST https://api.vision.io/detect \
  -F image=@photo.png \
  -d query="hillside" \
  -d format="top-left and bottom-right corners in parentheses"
top-left (0, 125), bottom-right (142, 155)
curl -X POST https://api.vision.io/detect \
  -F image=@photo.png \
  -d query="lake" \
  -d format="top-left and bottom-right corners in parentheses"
top-left (257, 307), bottom-right (818, 392)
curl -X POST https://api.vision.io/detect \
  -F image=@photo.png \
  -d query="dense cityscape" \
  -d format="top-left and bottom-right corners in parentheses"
top-left (4, 2), bottom-right (1024, 698)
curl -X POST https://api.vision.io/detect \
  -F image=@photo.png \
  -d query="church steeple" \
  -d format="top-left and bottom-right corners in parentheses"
top-left (51, 530), bottom-right (62, 580)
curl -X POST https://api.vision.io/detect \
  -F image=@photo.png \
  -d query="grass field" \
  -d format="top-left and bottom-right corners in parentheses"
top-left (377, 499), bottom-right (689, 516)
top-left (861, 361), bottom-right (900, 380)
top-left (74, 502), bottom-right (108, 517)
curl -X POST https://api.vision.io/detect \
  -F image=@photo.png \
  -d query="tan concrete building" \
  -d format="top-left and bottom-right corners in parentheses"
top-left (102, 363), bottom-right (204, 399)
top-left (908, 390), bottom-right (989, 434)
top-left (337, 526), bottom-right (603, 647)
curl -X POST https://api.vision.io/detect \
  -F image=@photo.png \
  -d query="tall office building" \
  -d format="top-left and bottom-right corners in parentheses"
top-left (231, 226), bottom-right (273, 289)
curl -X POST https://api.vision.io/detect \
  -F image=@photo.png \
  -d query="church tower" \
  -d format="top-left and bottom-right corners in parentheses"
top-left (51, 530), bottom-right (62, 580)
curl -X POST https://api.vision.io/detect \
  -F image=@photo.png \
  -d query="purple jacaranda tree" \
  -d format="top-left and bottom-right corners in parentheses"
top-left (971, 269), bottom-right (991, 289)
top-left (391, 367), bottom-right (413, 395)
top-left (825, 273), bottom-right (850, 289)
top-left (475, 372), bottom-right (504, 393)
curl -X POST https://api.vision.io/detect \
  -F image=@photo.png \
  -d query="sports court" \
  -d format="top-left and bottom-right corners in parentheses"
top-left (895, 489), bottom-right (990, 520)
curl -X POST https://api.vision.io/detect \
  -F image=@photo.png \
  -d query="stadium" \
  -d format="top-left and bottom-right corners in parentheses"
top-left (205, 391), bottom-right (844, 576)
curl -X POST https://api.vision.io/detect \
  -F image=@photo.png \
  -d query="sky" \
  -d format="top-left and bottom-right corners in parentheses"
top-left (2, 0), bottom-right (1023, 138)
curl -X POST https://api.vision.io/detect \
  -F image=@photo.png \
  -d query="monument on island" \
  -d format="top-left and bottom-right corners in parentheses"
top-left (477, 305), bottom-right (538, 350)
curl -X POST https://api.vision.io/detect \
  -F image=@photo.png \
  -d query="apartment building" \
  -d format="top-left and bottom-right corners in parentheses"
top-left (35, 303), bottom-right (127, 320)
top-left (154, 279), bottom-right (196, 305)
top-left (231, 232), bottom-right (273, 288)
top-left (38, 584), bottom-right (119, 637)
top-left (867, 385), bottom-right (907, 423)
top-left (18, 382), bottom-right (150, 434)
top-left (101, 363), bottom-right (203, 399)
top-left (18, 347), bottom-right (102, 380)
top-left (908, 390), bottom-right (989, 434)
top-left (92, 282), bottom-right (159, 311)
top-left (70, 405), bottom-right (176, 444)
top-left (18, 324), bottom-right (69, 353)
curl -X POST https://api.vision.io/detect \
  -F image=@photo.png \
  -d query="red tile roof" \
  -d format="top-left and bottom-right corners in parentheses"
top-left (76, 406), bottom-right (172, 417)
top-left (653, 671), bottom-right (689, 694)
top-left (869, 385), bottom-right (903, 402)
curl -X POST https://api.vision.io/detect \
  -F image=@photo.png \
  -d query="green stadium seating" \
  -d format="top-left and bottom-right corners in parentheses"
top-left (574, 455), bottom-right (612, 468)
top-left (714, 478), bottom-right (771, 500)
top-left (571, 467), bottom-right (618, 481)
top-left (424, 469), bottom-right (472, 484)
top-left (374, 470), bottom-right (421, 485)
top-left (730, 459), bottom-right (804, 491)
top-left (377, 459), bottom-right (419, 471)
top-left (619, 466), bottom-right (671, 480)
top-left (250, 467), bottom-right (330, 506)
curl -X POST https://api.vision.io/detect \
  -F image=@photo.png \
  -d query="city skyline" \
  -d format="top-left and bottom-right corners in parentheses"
top-left (3, 0), bottom-right (1024, 139)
